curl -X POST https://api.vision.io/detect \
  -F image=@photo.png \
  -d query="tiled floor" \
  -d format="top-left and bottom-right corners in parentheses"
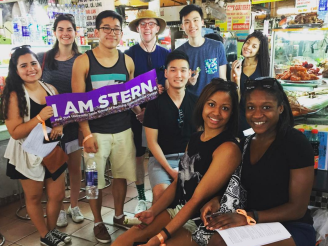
top-left (0, 160), bottom-right (152, 245)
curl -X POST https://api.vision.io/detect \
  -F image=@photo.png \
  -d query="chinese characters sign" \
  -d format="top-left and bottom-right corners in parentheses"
top-left (78, 0), bottom-right (114, 39)
top-left (215, 2), bottom-right (251, 31)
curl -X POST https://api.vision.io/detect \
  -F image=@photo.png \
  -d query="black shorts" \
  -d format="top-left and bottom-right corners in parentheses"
top-left (130, 112), bottom-right (146, 157)
top-left (6, 160), bottom-right (67, 181)
top-left (61, 122), bottom-right (79, 145)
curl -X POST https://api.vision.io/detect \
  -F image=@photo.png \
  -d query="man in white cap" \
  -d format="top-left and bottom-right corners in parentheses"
top-left (125, 9), bottom-right (170, 214)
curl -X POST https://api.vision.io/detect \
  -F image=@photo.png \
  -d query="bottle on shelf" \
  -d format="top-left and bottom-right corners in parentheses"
top-left (85, 153), bottom-right (98, 199)
top-left (21, 16), bottom-right (30, 44)
top-left (12, 15), bottom-right (22, 45)
top-left (309, 129), bottom-right (320, 172)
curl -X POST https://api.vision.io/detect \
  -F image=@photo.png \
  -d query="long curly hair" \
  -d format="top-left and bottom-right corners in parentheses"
top-left (1, 47), bottom-right (39, 120)
top-left (242, 31), bottom-right (270, 77)
top-left (46, 14), bottom-right (80, 70)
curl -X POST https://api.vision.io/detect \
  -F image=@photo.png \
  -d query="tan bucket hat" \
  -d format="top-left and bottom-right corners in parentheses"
top-left (129, 10), bottom-right (167, 34)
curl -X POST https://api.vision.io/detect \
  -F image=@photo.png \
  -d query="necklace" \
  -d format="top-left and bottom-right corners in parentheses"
top-left (141, 39), bottom-right (157, 53)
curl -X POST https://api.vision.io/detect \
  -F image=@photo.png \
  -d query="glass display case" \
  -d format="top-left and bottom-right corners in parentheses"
top-left (270, 28), bottom-right (328, 124)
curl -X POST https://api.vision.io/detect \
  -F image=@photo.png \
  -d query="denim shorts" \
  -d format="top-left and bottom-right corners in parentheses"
top-left (148, 153), bottom-right (184, 188)
top-left (282, 222), bottom-right (316, 246)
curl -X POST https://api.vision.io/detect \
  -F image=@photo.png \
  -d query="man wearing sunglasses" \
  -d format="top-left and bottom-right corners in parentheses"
top-left (177, 4), bottom-right (228, 96)
top-left (125, 10), bottom-right (170, 214)
top-left (72, 10), bottom-right (142, 244)
top-left (143, 50), bottom-right (198, 204)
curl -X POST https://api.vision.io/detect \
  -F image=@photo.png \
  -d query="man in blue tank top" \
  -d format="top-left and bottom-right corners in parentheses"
top-left (177, 4), bottom-right (228, 96)
top-left (125, 10), bottom-right (170, 215)
top-left (71, 10), bottom-right (142, 244)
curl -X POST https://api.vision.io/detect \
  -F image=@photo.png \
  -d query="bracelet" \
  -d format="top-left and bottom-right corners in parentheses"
top-left (162, 227), bottom-right (171, 240)
top-left (156, 233), bottom-right (166, 246)
top-left (83, 134), bottom-right (93, 146)
top-left (36, 114), bottom-right (44, 122)
top-left (36, 114), bottom-right (49, 141)
top-left (251, 209), bottom-right (259, 223)
top-left (236, 209), bottom-right (256, 225)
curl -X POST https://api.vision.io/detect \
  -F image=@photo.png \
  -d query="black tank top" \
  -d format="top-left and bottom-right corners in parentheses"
top-left (30, 93), bottom-right (51, 128)
top-left (85, 49), bottom-right (131, 134)
top-left (170, 130), bottom-right (239, 224)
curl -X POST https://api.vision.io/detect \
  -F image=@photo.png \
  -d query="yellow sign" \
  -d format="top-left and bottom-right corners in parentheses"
top-left (215, 2), bottom-right (251, 31)
top-left (252, 0), bottom-right (285, 4)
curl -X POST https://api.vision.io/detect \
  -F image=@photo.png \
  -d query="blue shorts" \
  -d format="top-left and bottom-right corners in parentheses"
top-left (282, 222), bottom-right (316, 246)
top-left (148, 153), bottom-right (184, 188)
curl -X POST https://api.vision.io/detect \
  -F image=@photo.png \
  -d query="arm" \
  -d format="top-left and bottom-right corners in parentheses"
top-left (5, 92), bottom-right (53, 140)
top-left (231, 60), bottom-right (242, 101)
top-left (125, 54), bottom-right (142, 115)
top-left (46, 84), bottom-right (63, 139)
top-left (136, 178), bottom-right (178, 226)
top-left (71, 54), bottom-right (97, 153)
top-left (145, 127), bottom-right (178, 179)
top-left (219, 65), bottom-right (227, 81)
top-left (147, 141), bottom-right (241, 244)
top-left (206, 166), bottom-right (314, 230)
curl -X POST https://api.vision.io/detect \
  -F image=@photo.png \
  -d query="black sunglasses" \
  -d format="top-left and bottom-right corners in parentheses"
top-left (245, 77), bottom-right (278, 90)
top-left (178, 109), bottom-right (184, 129)
top-left (11, 45), bottom-right (31, 54)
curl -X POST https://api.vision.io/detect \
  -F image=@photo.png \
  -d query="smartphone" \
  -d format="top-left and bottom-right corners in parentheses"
top-left (43, 133), bottom-right (62, 144)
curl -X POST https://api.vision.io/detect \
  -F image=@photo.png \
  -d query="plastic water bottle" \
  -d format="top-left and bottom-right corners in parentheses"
top-left (21, 16), bottom-right (30, 44)
top-left (12, 15), bottom-right (22, 45)
top-left (85, 153), bottom-right (98, 199)
top-left (309, 129), bottom-right (320, 173)
top-left (81, 5), bottom-right (87, 28)
top-left (47, 2), bottom-right (54, 24)
top-left (46, 25), bottom-right (53, 45)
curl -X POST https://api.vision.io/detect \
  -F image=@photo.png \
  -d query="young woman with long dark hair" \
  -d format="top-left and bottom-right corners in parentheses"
top-left (2, 46), bottom-right (71, 246)
top-left (37, 14), bottom-right (84, 227)
top-left (231, 31), bottom-right (270, 138)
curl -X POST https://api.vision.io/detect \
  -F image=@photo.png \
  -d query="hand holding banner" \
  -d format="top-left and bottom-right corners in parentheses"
top-left (46, 69), bottom-right (159, 126)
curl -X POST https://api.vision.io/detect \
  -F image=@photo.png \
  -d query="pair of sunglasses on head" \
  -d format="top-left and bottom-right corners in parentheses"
top-left (245, 77), bottom-right (279, 90)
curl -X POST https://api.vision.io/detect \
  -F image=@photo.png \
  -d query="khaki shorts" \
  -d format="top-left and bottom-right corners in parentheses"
top-left (84, 129), bottom-right (137, 189)
top-left (167, 205), bottom-right (198, 233)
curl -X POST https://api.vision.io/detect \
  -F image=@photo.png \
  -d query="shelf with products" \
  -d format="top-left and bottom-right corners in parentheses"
top-left (270, 27), bottom-right (328, 124)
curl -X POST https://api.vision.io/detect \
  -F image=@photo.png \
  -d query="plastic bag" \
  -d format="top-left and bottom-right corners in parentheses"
top-left (311, 208), bottom-right (328, 243)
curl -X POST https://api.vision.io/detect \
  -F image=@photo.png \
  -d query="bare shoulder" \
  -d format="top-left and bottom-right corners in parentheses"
top-left (74, 53), bottom-right (89, 68)
top-left (45, 83), bottom-right (59, 95)
top-left (213, 141), bottom-right (241, 156)
top-left (124, 54), bottom-right (134, 68)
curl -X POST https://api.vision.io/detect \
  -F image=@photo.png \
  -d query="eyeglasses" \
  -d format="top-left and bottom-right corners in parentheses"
top-left (178, 109), bottom-right (184, 129)
top-left (98, 27), bottom-right (122, 35)
top-left (245, 77), bottom-right (278, 90)
top-left (11, 45), bottom-right (31, 54)
top-left (139, 22), bottom-right (158, 28)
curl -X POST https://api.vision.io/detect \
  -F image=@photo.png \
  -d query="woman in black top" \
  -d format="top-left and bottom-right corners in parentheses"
top-left (1, 47), bottom-right (70, 246)
top-left (203, 77), bottom-right (316, 246)
top-left (231, 31), bottom-right (270, 138)
top-left (112, 79), bottom-right (241, 246)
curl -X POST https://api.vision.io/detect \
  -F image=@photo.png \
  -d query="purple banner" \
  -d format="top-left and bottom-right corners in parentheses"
top-left (46, 69), bottom-right (158, 126)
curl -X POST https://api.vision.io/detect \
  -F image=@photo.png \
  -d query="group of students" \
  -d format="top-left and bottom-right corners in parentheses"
top-left (1, 3), bottom-right (317, 246)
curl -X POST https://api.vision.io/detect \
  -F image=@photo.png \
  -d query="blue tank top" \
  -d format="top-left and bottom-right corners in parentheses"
top-left (85, 49), bottom-right (131, 134)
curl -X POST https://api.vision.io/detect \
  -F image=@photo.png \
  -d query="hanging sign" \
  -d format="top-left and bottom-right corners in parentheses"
top-left (78, 0), bottom-right (114, 39)
top-left (252, 0), bottom-right (285, 4)
top-left (295, 0), bottom-right (319, 13)
top-left (215, 2), bottom-right (251, 31)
